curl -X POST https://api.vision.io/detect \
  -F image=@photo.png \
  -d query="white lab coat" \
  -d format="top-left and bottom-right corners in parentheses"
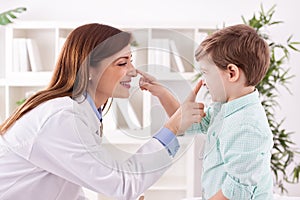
top-left (0, 96), bottom-right (172, 200)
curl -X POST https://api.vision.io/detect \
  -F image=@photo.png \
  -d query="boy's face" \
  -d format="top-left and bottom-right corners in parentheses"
top-left (198, 56), bottom-right (228, 102)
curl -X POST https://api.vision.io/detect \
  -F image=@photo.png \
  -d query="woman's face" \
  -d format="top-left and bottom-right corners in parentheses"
top-left (89, 44), bottom-right (137, 106)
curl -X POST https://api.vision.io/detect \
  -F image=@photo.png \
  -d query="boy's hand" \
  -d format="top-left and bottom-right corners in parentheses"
top-left (165, 80), bottom-right (206, 135)
top-left (137, 69), bottom-right (165, 97)
top-left (137, 69), bottom-right (180, 117)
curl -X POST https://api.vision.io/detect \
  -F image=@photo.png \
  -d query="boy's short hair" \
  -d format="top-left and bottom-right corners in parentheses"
top-left (195, 24), bottom-right (270, 86)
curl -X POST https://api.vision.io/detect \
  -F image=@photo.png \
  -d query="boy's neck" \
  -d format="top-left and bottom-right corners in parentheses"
top-left (227, 85), bottom-right (255, 102)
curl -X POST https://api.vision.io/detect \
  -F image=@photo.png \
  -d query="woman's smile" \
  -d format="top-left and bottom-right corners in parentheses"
top-left (120, 80), bottom-right (131, 89)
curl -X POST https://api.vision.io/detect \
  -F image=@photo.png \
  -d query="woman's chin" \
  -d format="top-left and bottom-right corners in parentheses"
top-left (112, 93), bottom-right (130, 99)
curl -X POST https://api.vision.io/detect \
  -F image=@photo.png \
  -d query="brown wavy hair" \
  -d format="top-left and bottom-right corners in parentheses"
top-left (195, 24), bottom-right (270, 86)
top-left (0, 23), bottom-right (131, 134)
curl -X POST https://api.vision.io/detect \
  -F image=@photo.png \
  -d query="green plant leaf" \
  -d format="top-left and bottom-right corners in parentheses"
top-left (0, 7), bottom-right (26, 26)
top-left (16, 98), bottom-right (26, 106)
top-left (0, 14), bottom-right (12, 25)
top-left (244, 4), bottom-right (300, 193)
top-left (288, 44), bottom-right (300, 52)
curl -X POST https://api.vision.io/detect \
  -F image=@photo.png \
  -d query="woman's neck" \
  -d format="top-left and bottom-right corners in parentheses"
top-left (87, 90), bottom-right (108, 109)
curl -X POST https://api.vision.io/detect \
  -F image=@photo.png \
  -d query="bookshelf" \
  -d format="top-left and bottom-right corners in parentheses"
top-left (0, 86), bottom-right (4, 124)
top-left (0, 27), bottom-right (5, 78)
top-left (1, 21), bottom-right (214, 199)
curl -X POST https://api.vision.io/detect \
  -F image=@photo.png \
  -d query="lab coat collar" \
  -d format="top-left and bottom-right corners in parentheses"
top-left (86, 93), bottom-right (103, 122)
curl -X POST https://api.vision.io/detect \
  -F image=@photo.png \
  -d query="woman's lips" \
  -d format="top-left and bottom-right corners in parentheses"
top-left (120, 81), bottom-right (131, 89)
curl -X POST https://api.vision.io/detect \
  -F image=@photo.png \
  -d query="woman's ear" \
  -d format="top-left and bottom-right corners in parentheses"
top-left (226, 64), bottom-right (240, 82)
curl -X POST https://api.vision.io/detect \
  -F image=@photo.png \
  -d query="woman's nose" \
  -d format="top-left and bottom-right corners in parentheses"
top-left (127, 63), bottom-right (137, 77)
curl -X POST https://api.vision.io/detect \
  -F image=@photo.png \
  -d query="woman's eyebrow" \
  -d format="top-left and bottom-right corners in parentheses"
top-left (113, 55), bottom-right (132, 62)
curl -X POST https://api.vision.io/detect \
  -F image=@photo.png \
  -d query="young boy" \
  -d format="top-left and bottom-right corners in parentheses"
top-left (189, 24), bottom-right (274, 200)
top-left (139, 24), bottom-right (273, 200)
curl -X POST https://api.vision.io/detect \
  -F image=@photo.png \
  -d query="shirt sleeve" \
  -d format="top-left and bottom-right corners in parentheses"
top-left (219, 123), bottom-right (273, 199)
top-left (153, 127), bottom-right (179, 157)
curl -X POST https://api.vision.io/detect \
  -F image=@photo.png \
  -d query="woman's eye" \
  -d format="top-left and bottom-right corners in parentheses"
top-left (118, 63), bottom-right (127, 66)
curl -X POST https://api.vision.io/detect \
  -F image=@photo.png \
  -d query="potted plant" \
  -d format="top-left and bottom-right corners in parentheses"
top-left (243, 4), bottom-right (300, 193)
top-left (193, 4), bottom-right (300, 194)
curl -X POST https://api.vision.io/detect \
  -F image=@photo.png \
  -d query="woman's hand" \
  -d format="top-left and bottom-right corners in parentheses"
top-left (164, 80), bottom-right (206, 135)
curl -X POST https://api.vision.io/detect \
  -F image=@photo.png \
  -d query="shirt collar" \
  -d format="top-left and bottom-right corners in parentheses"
top-left (223, 89), bottom-right (260, 117)
top-left (86, 93), bottom-right (103, 122)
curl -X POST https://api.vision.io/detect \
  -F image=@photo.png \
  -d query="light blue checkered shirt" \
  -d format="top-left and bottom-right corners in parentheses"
top-left (187, 90), bottom-right (274, 200)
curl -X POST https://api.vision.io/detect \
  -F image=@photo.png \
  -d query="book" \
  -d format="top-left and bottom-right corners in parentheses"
top-left (13, 38), bottom-right (30, 72)
top-left (26, 38), bottom-right (42, 72)
top-left (12, 39), bottom-right (20, 72)
top-left (169, 40), bottom-right (185, 72)
top-left (148, 38), bottom-right (170, 73)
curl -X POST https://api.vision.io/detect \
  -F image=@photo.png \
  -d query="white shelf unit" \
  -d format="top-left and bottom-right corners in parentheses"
top-left (1, 22), bottom-right (214, 199)
top-left (0, 27), bottom-right (5, 78)
top-left (1, 22), bottom-right (215, 120)
top-left (0, 27), bottom-right (6, 123)
top-left (0, 85), bottom-right (5, 123)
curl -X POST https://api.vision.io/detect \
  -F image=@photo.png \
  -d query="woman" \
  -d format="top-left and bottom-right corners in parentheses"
top-left (0, 23), bottom-right (204, 200)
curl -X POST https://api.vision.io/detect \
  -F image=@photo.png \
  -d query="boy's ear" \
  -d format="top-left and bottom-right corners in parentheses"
top-left (226, 64), bottom-right (239, 82)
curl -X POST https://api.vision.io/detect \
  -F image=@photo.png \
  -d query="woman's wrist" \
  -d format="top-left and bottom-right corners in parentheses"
top-left (164, 123), bottom-right (178, 135)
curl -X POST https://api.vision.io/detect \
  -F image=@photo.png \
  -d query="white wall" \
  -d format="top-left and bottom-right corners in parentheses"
top-left (1, 0), bottom-right (300, 196)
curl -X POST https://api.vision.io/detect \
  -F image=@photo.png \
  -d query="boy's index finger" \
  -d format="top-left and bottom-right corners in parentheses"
top-left (186, 79), bottom-right (203, 102)
top-left (193, 79), bottom-right (203, 95)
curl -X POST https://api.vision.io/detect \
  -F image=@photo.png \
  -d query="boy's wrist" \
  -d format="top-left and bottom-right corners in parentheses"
top-left (151, 84), bottom-right (167, 98)
top-left (156, 85), bottom-right (167, 97)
